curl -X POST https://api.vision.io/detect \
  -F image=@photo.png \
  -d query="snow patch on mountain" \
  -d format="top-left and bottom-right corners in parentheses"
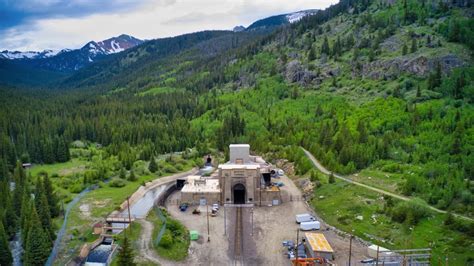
top-left (0, 49), bottom-right (59, 60)
top-left (286, 10), bottom-right (318, 23)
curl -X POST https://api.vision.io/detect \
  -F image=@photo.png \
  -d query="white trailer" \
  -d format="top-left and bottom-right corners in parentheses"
top-left (296, 213), bottom-right (316, 224)
top-left (300, 221), bottom-right (321, 231)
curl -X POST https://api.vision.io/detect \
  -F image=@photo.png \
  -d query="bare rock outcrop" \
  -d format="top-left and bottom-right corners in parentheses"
top-left (361, 54), bottom-right (465, 79)
top-left (285, 60), bottom-right (317, 86)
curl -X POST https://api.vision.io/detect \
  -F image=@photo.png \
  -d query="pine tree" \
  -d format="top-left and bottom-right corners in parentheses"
top-left (43, 139), bottom-right (55, 164)
top-left (117, 235), bottom-right (136, 266)
top-left (23, 206), bottom-right (51, 266)
top-left (43, 174), bottom-right (59, 217)
top-left (308, 46), bottom-right (316, 61)
top-left (328, 173), bottom-right (335, 183)
top-left (20, 194), bottom-right (32, 245)
top-left (321, 36), bottom-right (330, 55)
top-left (428, 62), bottom-right (442, 90)
top-left (410, 38), bottom-right (417, 53)
top-left (368, 48), bottom-right (375, 62)
top-left (119, 167), bottom-right (127, 179)
top-left (12, 162), bottom-right (26, 218)
top-left (402, 43), bottom-right (408, 55)
top-left (0, 222), bottom-right (12, 266)
top-left (454, 71), bottom-right (465, 99)
top-left (56, 138), bottom-right (70, 163)
top-left (128, 170), bottom-right (137, 182)
top-left (148, 156), bottom-right (158, 173)
top-left (35, 178), bottom-right (54, 241)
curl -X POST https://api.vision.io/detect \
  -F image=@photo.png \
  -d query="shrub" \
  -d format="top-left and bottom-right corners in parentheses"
top-left (163, 165), bottom-right (178, 173)
top-left (109, 178), bottom-right (126, 188)
top-left (159, 231), bottom-right (174, 249)
top-left (328, 173), bottom-right (335, 183)
top-left (310, 170), bottom-right (320, 182)
top-left (391, 200), bottom-right (430, 225)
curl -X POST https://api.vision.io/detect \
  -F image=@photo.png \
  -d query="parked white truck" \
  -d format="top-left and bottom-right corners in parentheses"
top-left (295, 213), bottom-right (316, 224)
top-left (300, 221), bottom-right (321, 231)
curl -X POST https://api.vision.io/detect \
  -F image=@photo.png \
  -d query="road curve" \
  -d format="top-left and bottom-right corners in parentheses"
top-left (301, 147), bottom-right (473, 222)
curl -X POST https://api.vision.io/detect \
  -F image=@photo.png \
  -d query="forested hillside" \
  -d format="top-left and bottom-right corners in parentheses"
top-left (0, 0), bottom-right (473, 264)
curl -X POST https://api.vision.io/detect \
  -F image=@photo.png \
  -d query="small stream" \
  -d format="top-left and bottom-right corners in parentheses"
top-left (9, 233), bottom-right (22, 266)
top-left (45, 186), bottom-right (93, 266)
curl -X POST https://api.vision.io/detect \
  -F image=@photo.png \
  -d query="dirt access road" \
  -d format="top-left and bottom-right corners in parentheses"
top-left (301, 147), bottom-right (474, 222)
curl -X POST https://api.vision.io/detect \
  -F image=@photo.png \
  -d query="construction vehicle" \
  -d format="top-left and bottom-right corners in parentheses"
top-left (291, 257), bottom-right (329, 266)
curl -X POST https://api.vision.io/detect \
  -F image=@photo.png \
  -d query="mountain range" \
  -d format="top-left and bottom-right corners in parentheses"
top-left (0, 34), bottom-right (143, 73)
top-left (0, 10), bottom-right (315, 80)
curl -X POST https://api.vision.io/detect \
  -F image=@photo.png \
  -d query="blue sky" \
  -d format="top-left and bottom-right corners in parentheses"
top-left (0, 0), bottom-right (337, 51)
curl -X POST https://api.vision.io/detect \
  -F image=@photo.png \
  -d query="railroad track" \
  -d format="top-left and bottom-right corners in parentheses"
top-left (233, 207), bottom-right (244, 266)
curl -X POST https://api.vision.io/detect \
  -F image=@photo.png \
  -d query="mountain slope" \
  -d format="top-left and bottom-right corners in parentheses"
top-left (0, 49), bottom-right (63, 60)
top-left (60, 30), bottom-right (268, 90)
top-left (246, 9), bottom-right (318, 31)
top-left (0, 34), bottom-right (143, 74)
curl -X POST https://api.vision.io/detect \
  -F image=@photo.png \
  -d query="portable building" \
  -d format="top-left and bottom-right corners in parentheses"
top-left (304, 233), bottom-right (334, 260)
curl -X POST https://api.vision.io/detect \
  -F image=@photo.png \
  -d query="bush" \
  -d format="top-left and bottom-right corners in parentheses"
top-left (391, 200), bottom-right (430, 225)
top-left (109, 178), bottom-right (127, 188)
top-left (328, 173), bottom-right (335, 183)
top-left (310, 170), bottom-right (320, 182)
top-left (159, 231), bottom-right (173, 248)
top-left (163, 165), bottom-right (178, 173)
top-left (381, 163), bottom-right (402, 173)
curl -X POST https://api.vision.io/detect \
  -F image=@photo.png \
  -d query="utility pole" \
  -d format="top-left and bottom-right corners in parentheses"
top-left (127, 196), bottom-right (132, 234)
top-left (207, 204), bottom-right (210, 242)
top-left (224, 205), bottom-right (226, 236)
top-left (376, 245), bottom-right (380, 266)
top-left (348, 235), bottom-right (353, 266)
top-left (296, 229), bottom-right (299, 259)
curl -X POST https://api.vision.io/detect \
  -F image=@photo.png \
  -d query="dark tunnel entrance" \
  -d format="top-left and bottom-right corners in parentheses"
top-left (233, 183), bottom-right (246, 204)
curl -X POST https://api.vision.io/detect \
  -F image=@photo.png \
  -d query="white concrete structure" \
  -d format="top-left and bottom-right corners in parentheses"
top-left (229, 144), bottom-right (250, 164)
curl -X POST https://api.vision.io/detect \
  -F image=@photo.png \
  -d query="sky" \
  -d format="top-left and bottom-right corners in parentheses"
top-left (0, 0), bottom-right (338, 51)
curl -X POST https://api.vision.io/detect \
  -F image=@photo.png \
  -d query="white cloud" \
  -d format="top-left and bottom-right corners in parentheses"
top-left (1, 0), bottom-right (338, 51)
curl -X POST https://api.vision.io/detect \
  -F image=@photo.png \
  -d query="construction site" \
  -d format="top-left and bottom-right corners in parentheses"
top-left (73, 144), bottom-right (433, 266)
top-left (164, 144), bottom-right (433, 266)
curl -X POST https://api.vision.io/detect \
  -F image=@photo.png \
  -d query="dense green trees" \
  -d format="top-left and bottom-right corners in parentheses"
top-left (148, 156), bottom-right (158, 173)
top-left (0, 222), bottom-right (12, 266)
top-left (23, 205), bottom-right (51, 266)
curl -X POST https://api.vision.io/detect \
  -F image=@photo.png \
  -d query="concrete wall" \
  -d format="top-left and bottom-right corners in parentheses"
top-left (229, 144), bottom-right (250, 164)
top-left (181, 192), bottom-right (221, 205)
top-left (219, 168), bottom-right (259, 204)
top-left (254, 189), bottom-right (282, 206)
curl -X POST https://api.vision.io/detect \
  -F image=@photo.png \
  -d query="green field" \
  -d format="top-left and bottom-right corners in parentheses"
top-left (311, 178), bottom-right (474, 264)
top-left (29, 158), bottom-right (88, 177)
